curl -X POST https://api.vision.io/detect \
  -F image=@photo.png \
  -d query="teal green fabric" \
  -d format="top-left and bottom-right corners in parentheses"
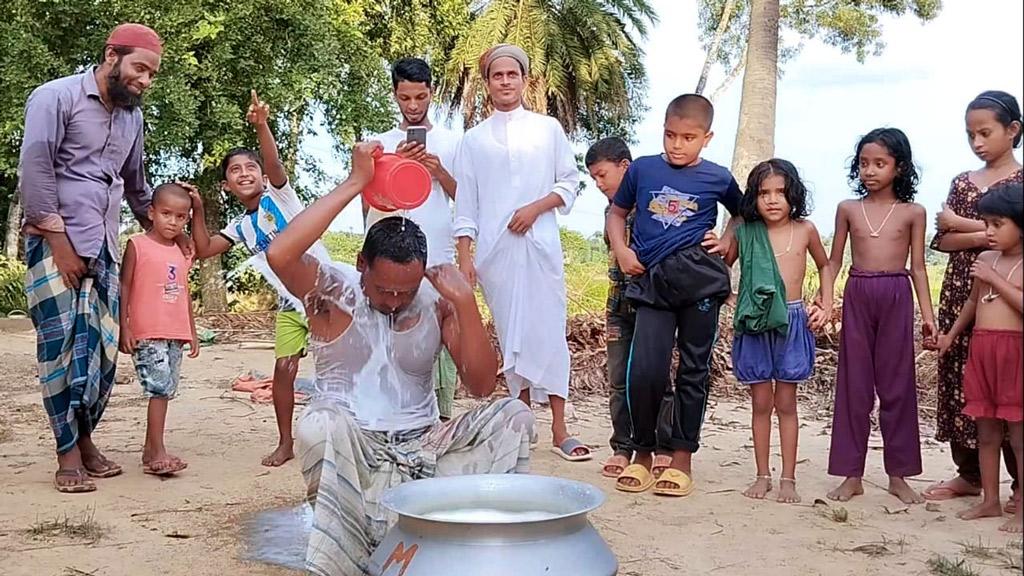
top-left (433, 348), bottom-right (457, 419)
top-left (733, 221), bottom-right (790, 335)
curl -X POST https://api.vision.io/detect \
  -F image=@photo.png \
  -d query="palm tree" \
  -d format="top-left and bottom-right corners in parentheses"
top-left (731, 0), bottom-right (779, 184)
top-left (435, 0), bottom-right (658, 140)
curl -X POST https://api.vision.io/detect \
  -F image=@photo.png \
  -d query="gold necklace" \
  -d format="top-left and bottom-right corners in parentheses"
top-left (861, 200), bottom-right (899, 238)
top-left (981, 255), bottom-right (1024, 303)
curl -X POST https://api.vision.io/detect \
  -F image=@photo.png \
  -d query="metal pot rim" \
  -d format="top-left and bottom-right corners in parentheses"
top-left (381, 474), bottom-right (607, 524)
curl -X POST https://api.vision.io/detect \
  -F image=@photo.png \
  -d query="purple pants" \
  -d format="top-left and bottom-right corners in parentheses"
top-left (828, 269), bottom-right (922, 478)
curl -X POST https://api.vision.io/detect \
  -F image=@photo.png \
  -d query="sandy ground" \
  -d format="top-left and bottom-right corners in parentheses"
top-left (0, 318), bottom-right (1021, 576)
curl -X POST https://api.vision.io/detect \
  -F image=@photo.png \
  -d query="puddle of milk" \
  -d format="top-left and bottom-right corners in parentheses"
top-left (422, 508), bottom-right (559, 523)
top-left (243, 504), bottom-right (312, 571)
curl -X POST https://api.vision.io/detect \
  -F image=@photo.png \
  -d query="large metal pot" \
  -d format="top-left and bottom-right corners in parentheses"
top-left (367, 474), bottom-right (618, 576)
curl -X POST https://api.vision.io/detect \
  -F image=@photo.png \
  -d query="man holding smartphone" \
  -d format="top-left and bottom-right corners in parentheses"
top-left (365, 57), bottom-right (461, 418)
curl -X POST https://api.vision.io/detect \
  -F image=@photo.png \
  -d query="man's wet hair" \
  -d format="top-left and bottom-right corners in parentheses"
top-left (362, 216), bottom-right (428, 266)
top-left (152, 183), bottom-right (191, 207)
top-left (665, 94), bottom-right (714, 131)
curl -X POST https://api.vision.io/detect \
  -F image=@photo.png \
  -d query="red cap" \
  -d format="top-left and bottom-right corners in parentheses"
top-left (106, 23), bottom-right (163, 57)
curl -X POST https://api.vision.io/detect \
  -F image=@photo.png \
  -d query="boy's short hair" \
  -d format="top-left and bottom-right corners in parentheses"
top-left (220, 148), bottom-right (263, 180)
top-left (152, 183), bottom-right (191, 207)
top-left (978, 182), bottom-right (1024, 231)
top-left (665, 94), bottom-right (714, 131)
top-left (392, 58), bottom-right (432, 89)
top-left (585, 137), bottom-right (632, 167)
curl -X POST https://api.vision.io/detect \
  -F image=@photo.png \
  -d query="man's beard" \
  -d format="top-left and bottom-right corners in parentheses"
top-left (107, 59), bottom-right (143, 109)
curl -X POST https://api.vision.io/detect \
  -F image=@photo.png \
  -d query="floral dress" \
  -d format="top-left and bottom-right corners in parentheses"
top-left (933, 169), bottom-right (1023, 447)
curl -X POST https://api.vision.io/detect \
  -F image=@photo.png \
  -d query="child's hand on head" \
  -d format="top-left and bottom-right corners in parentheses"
top-left (247, 89), bottom-right (270, 126)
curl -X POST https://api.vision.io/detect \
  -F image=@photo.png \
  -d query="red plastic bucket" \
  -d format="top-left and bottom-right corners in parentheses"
top-left (363, 152), bottom-right (431, 212)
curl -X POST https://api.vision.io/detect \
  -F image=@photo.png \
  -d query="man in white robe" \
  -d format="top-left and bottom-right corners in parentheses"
top-left (454, 44), bottom-right (591, 461)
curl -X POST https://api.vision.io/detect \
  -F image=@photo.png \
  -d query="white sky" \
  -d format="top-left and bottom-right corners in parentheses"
top-left (318, 0), bottom-right (1024, 237)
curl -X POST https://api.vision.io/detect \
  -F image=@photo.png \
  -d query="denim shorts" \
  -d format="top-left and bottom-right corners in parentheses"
top-left (133, 339), bottom-right (184, 399)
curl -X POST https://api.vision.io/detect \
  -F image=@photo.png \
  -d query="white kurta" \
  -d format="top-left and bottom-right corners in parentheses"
top-left (453, 107), bottom-right (579, 399)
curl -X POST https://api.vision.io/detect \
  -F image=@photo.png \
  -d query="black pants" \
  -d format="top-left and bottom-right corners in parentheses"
top-left (952, 441), bottom-right (1020, 491)
top-left (625, 245), bottom-right (731, 454)
top-left (607, 306), bottom-right (673, 455)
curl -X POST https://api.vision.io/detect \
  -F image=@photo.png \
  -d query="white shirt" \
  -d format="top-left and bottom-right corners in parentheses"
top-left (453, 107), bottom-right (579, 398)
top-left (220, 181), bottom-right (304, 254)
top-left (220, 181), bottom-right (328, 311)
top-left (366, 126), bottom-right (459, 266)
top-left (307, 262), bottom-right (443, 431)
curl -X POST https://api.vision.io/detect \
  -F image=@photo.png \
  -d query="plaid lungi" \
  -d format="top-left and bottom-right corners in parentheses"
top-left (24, 236), bottom-right (119, 455)
top-left (297, 397), bottom-right (535, 576)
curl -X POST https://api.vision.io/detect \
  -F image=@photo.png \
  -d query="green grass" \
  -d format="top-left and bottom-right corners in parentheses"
top-left (0, 255), bottom-right (27, 315)
top-left (27, 508), bottom-right (105, 542)
top-left (227, 229), bottom-right (948, 317)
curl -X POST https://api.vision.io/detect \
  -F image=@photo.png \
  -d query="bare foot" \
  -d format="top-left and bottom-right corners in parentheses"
top-left (999, 511), bottom-right (1022, 533)
top-left (262, 443), bottom-right (295, 467)
top-left (742, 476), bottom-right (772, 500)
top-left (827, 477), bottom-right (864, 502)
top-left (777, 478), bottom-right (801, 504)
top-left (957, 500), bottom-right (1003, 521)
top-left (888, 477), bottom-right (924, 504)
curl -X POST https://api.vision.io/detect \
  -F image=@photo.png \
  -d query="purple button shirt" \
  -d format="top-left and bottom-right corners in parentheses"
top-left (18, 67), bottom-right (151, 262)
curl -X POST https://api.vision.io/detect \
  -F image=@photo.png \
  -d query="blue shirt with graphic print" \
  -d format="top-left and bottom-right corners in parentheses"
top-left (612, 155), bottom-right (742, 267)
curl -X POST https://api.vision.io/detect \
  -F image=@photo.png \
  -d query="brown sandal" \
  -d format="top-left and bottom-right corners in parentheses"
top-left (84, 454), bottom-right (123, 478)
top-left (54, 468), bottom-right (97, 493)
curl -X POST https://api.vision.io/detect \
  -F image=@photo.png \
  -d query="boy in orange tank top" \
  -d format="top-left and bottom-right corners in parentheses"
top-left (119, 183), bottom-right (199, 476)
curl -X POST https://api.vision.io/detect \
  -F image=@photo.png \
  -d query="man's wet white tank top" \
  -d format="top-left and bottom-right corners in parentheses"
top-left (306, 262), bottom-right (442, 431)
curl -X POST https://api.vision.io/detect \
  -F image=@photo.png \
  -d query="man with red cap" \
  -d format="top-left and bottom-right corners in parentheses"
top-left (18, 23), bottom-right (183, 493)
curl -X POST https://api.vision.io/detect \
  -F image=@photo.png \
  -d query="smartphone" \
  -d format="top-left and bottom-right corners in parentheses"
top-left (406, 126), bottom-right (427, 147)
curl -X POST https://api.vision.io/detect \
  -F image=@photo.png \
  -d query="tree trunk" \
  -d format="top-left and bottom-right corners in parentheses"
top-left (284, 105), bottom-right (304, 175)
top-left (709, 49), bottom-right (746, 103)
top-left (199, 187), bottom-right (228, 312)
top-left (730, 0), bottom-right (780, 186)
top-left (4, 193), bottom-right (22, 260)
top-left (695, 0), bottom-right (737, 95)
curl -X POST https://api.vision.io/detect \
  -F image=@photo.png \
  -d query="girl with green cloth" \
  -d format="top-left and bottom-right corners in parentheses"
top-left (725, 159), bottom-right (834, 505)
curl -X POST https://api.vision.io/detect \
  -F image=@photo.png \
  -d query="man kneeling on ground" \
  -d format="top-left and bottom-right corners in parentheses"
top-left (266, 141), bottom-right (536, 576)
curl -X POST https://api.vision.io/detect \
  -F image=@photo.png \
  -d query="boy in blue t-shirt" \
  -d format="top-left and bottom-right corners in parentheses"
top-left (607, 94), bottom-right (741, 497)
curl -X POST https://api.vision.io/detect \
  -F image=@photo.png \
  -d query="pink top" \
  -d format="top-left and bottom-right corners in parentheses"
top-left (126, 234), bottom-right (194, 341)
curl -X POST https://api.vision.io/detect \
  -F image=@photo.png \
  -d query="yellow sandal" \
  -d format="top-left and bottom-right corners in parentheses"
top-left (653, 468), bottom-right (695, 497)
top-left (615, 464), bottom-right (656, 493)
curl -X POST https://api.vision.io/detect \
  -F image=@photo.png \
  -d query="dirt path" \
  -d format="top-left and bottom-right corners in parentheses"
top-left (0, 319), bottom-right (1020, 575)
